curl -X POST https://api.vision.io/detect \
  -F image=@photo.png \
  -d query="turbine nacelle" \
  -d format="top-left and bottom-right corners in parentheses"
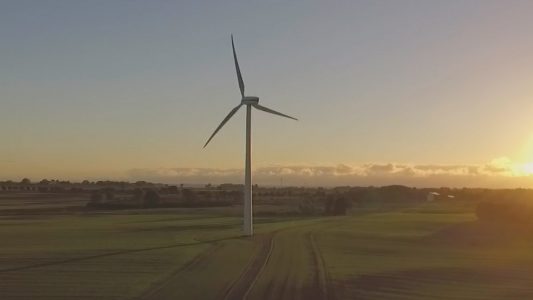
top-left (203, 35), bottom-right (298, 149)
top-left (241, 96), bottom-right (259, 104)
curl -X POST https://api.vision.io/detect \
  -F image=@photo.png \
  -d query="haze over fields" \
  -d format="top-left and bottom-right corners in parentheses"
top-left (2, 0), bottom-right (533, 188)
top-left (3, 3), bottom-right (533, 299)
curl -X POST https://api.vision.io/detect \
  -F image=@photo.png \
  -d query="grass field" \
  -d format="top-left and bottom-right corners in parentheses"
top-left (1, 200), bottom-right (533, 299)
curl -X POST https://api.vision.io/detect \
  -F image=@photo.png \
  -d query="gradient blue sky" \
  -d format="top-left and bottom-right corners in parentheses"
top-left (2, 1), bottom-right (533, 186)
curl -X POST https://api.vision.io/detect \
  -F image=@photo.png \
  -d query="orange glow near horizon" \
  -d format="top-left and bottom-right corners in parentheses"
top-left (519, 163), bottom-right (533, 176)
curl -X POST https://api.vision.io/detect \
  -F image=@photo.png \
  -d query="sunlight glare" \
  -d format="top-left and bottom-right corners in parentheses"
top-left (521, 162), bottom-right (533, 175)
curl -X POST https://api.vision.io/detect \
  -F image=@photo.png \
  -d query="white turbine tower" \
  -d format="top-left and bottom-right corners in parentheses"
top-left (203, 35), bottom-right (297, 236)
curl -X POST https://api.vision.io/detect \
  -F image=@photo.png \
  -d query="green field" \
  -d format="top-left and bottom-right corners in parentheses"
top-left (1, 201), bottom-right (533, 299)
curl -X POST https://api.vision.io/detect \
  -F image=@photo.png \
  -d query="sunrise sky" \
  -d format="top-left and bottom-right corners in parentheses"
top-left (2, 1), bottom-right (533, 187)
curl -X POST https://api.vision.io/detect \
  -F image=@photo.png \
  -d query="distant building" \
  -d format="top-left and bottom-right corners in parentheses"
top-left (427, 192), bottom-right (440, 202)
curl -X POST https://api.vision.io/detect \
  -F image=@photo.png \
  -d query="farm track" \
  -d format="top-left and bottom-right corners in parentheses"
top-left (0, 236), bottom-right (234, 273)
top-left (0, 217), bottom-right (346, 298)
top-left (307, 231), bottom-right (335, 300)
top-left (221, 232), bottom-right (275, 300)
top-left (138, 242), bottom-right (223, 300)
top-left (222, 219), bottom-right (345, 300)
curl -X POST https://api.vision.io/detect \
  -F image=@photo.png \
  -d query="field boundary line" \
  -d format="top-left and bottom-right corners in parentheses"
top-left (0, 236), bottom-right (235, 273)
top-left (137, 242), bottom-right (223, 300)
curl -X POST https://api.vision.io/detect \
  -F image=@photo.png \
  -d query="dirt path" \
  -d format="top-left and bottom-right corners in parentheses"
top-left (223, 221), bottom-right (339, 300)
top-left (220, 233), bottom-right (275, 300)
top-left (137, 219), bottom-right (342, 300)
top-left (137, 233), bottom-right (268, 300)
top-left (307, 231), bottom-right (335, 300)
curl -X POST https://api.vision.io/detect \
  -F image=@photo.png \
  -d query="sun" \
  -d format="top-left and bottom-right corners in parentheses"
top-left (520, 162), bottom-right (533, 175)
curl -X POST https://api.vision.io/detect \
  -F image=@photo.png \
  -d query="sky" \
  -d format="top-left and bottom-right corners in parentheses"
top-left (2, 0), bottom-right (533, 187)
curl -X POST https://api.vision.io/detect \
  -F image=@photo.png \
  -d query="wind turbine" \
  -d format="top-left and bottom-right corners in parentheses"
top-left (203, 35), bottom-right (297, 236)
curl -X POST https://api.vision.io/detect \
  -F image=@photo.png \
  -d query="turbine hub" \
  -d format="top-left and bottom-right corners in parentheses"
top-left (242, 96), bottom-right (259, 104)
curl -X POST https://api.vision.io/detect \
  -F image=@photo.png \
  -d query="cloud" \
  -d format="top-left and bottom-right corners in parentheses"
top-left (482, 157), bottom-right (514, 174)
top-left (365, 163), bottom-right (395, 174)
top-left (126, 157), bottom-right (533, 188)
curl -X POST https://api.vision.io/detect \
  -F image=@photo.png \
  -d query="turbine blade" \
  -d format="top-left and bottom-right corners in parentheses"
top-left (252, 103), bottom-right (298, 121)
top-left (232, 34), bottom-right (245, 98)
top-left (203, 104), bottom-right (243, 148)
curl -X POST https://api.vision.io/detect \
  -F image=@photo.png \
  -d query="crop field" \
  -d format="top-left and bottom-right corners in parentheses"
top-left (1, 200), bottom-right (533, 299)
top-left (0, 193), bottom-right (87, 213)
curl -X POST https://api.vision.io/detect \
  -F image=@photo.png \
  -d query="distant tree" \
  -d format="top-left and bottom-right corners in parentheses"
top-left (21, 178), bottom-right (31, 185)
top-left (203, 191), bottom-right (213, 202)
top-left (104, 188), bottom-right (115, 201)
top-left (315, 188), bottom-right (326, 198)
top-left (143, 189), bottom-right (160, 208)
top-left (133, 188), bottom-right (144, 202)
top-left (324, 195), bottom-right (335, 215)
top-left (89, 190), bottom-right (104, 204)
top-left (324, 194), bottom-right (349, 216)
top-left (333, 196), bottom-right (348, 215)
top-left (299, 199), bottom-right (319, 215)
top-left (230, 190), bottom-right (243, 203)
top-left (167, 185), bottom-right (178, 194)
top-left (182, 189), bottom-right (196, 205)
top-left (69, 187), bottom-right (83, 193)
top-left (219, 190), bottom-right (228, 200)
top-left (50, 186), bottom-right (65, 193)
